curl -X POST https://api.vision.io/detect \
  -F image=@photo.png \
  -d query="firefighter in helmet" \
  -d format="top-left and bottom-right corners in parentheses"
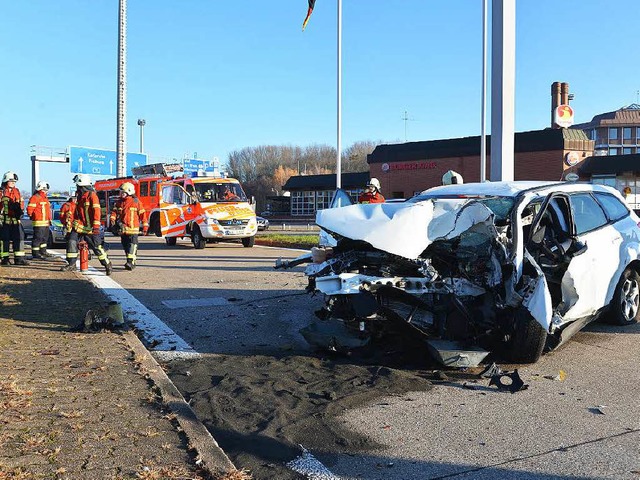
top-left (0, 171), bottom-right (29, 265)
top-left (27, 180), bottom-right (53, 259)
top-left (358, 178), bottom-right (385, 204)
top-left (61, 174), bottom-right (112, 275)
top-left (109, 182), bottom-right (149, 271)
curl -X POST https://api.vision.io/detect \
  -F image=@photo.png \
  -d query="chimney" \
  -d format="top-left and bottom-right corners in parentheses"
top-left (561, 82), bottom-right (570, 106)
top-left (551, 82), bottom-right (562, 128)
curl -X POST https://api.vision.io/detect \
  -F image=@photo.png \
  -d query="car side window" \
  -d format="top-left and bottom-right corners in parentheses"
top-left (569, 193), bottom-right (608, 235)
top-left (594, 192), bottom-right (629, 222)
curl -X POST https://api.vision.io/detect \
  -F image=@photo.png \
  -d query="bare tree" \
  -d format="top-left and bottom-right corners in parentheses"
top-left (342, 140), bottom-right (384, 173)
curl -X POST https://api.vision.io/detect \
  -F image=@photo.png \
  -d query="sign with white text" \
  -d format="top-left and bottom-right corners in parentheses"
top-left (69, 146), bottom-right (147, 176)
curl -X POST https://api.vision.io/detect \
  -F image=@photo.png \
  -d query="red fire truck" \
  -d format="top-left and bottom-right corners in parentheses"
top-left (94, 162), bottom-right (183, 229)
top-left (94, 163), bottom-right (258, 248)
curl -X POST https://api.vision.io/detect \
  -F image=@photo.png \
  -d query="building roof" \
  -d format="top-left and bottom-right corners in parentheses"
top-left (579, 153), bottom-right (640, 175)
top-left (367, 128), bottom-right (591, 164)
top-left (572, 104), bottom-right (640, 129)
top-left (283, 171), bottom-right (369, 191)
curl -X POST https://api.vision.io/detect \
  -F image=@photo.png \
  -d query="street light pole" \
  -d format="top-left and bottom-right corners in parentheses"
top-left (137, 119), bottom-right (146, 153)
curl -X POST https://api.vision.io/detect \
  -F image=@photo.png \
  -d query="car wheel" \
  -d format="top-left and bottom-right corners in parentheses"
top-left (150, 214), bottom-right (161, 237)
top-left (242, 236), bottom-right (255, 248)
top-left (608, 268), bottom-right (640, 326)
top-left (165, 237), bottom-right (177, 246)
top-left (506, 309), bottom-right (547, 363)
top-left (192, 226), bottom-right (206, 249)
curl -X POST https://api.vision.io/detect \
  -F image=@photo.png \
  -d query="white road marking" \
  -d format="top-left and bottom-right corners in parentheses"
top-left (79, 264), bottom-right (198, 356)
top-left (286, 446), bottom-right (340, 480)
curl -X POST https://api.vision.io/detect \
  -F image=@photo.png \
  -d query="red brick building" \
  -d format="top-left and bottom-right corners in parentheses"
top-left (367, 128), bottom-right (594, 199)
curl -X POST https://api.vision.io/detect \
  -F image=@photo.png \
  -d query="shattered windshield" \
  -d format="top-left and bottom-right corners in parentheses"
top-left (408, 194), bottom-right (515, 222)
top-left (194, 182), bottom-right (247, 203)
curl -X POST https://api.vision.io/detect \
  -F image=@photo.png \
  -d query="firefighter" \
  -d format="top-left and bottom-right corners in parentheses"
top-left (109, 182), bottom-right (148, 271)
top-left (27, 180), bottom-right (53, 259)
top-left (59, 196), bottom-right (76, 238)
top-left (0, 171), bottom-right (29, 266)
top-left (61, 174), bottom-right (112, 275)
top-left (358, 178), bottom-right (385, 204)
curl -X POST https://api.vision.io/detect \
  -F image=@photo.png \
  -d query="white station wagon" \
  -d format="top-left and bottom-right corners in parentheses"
top-left (282, 181), bottom-right (640, 364)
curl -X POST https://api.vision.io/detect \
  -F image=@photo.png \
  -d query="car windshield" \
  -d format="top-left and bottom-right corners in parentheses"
top-left (194, 182), bottom-right (247, 202)
top-left (53, 210), bottom-right (61, 220)
top-left (408, 194), bottom-right (515, 222)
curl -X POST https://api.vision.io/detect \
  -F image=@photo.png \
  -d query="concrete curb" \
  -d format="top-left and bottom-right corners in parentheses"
top-left (122, 330), bottom-right (237, 478)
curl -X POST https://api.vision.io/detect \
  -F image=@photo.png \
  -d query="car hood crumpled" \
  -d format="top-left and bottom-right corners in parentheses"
top-left (316, 199), bottom-right (495, 260)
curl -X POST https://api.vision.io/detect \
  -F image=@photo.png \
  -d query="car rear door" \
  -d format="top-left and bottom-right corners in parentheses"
top-left (562, 192), bottom-right (620, 320)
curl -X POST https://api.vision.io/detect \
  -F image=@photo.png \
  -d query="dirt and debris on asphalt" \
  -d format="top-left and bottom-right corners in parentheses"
top-left (0, 261), bottom-right (208, 479)
top-left (166, 340), bottom-right (435, 479)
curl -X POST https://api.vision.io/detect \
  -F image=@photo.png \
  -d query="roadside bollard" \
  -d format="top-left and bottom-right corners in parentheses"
top-left (79, 241), bottom-right (89, 272)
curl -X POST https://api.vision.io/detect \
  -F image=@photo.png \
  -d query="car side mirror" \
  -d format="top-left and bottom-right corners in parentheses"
top-left (569, 238), bottom-right (588, 257)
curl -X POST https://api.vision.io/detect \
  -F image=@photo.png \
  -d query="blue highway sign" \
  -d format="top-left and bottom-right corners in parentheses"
top-left (182, 158), bottom-right (210, 173)
top-left (69, 146), bottom-right (147, 177)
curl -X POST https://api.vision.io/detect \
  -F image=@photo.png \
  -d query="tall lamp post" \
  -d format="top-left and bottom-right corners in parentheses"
top-left (137, 119), bottom-right (146, 153)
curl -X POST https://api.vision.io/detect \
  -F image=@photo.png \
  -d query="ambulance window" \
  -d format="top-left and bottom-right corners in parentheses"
top-left (161, 186), bottom-right (174, 204)
top-left (140, 182), bottom-right (149, 197)
top-left (173, 187), bottom-right (183, 204)
top-left (150, 181), bottom-right (157, 196)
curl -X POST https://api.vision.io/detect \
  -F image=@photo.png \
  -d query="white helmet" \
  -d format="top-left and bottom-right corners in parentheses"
top-left (2, 171), bottom-right (18, 183)
top-left (442, 170), bottom-right (464, 185)
top-left (36, 180), bottom-right (50, 192)
top-left (73, 173), bottom-right (93, 187)
top-left (367, 178), bottom-right (381, 191)
top-left (120, 182), bottom-right (135, 196)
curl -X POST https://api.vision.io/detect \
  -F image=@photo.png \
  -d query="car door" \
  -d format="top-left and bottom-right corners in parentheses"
top-left (159, 183), bottom-right (193, 237)
top-left (562, 192), bottom-right (619, 320)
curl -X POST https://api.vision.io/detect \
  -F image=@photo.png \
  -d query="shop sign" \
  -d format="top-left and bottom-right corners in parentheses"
top-left (555, 105), bottom-right (574, 128)
top-left (381, 161), bottom-right (437, 172)
top-left (565, 151), bottom-right (580, 166)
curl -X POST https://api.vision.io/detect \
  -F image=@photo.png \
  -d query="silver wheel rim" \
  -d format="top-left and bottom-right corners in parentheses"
top-left (621, 277), bottom-right (640, 321)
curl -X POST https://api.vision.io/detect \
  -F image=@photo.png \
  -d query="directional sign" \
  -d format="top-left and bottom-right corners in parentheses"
top-left (182, 158), bottom-right (210, 173)
top-left (126, 152), bottom-right (148, 176)
top-left (69, 146), bottom-right (147, 177)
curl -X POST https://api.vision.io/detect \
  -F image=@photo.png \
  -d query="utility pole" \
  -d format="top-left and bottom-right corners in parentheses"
top-left (116, 0), bottom-right (127, 177)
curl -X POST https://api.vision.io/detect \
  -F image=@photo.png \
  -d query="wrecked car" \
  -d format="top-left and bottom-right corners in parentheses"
top-left (277, 181), bottom-right (640, 363)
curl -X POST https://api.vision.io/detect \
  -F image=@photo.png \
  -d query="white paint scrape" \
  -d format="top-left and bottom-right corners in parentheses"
top-left (286, 446), bottom-right (340, 480)
top-left (81, 267), bottom-right (198, 356)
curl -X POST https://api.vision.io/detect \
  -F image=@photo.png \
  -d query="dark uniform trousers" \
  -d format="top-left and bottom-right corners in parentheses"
top-left (65, 231), bottom-right (110, 267)
top-left (32, 226), bottom-right (50, 256)
top-left (121, 234), bottom-right (139, 265)
top-left (1, 223), bottom-right (26, 262)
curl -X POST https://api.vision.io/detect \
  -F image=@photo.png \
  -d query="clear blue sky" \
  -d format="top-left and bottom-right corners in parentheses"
top-left (1, 0), bottom-right (638, 191)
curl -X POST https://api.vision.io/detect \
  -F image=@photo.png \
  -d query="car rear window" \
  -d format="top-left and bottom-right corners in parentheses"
top-left (594, 192), bottom-right (629, 222)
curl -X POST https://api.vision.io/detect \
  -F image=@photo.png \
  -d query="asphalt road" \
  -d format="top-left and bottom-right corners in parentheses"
top-left (72, 235), bottom-right (640, 479)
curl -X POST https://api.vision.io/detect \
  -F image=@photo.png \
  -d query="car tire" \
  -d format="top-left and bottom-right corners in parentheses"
top-left (192, 226), bottom-right (206, 249)
top-left (165, 237), bottom-right (177, 246)
top-left (242, 235), bottom-right (255, 248)
top-left (150, 214), bottom-right (161, 237)
top-left (506, 309), bottom-right (547, 363)
top-left (607, 267), bottom-right (640, 326)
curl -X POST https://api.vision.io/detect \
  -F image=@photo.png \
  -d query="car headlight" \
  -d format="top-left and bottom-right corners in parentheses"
top-left (205, 217), bottom-right (220, 226)
top-left (53, 226), bottom-right (64, 233)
